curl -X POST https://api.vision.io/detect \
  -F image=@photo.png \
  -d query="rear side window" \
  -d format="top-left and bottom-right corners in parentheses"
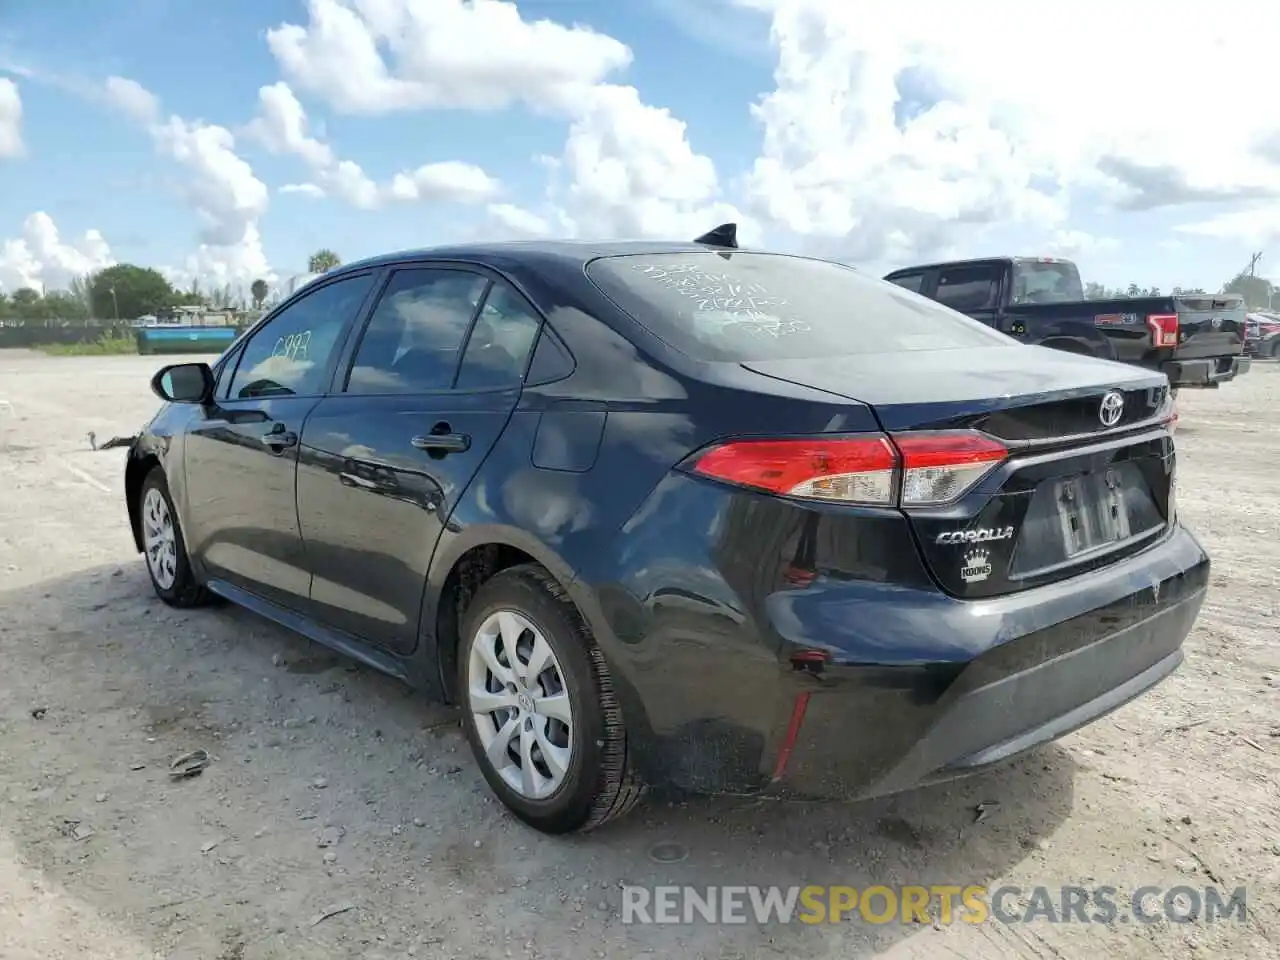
top-left (585, 252), bottom-right (1010, 362)
top-left (887, 272), bottom-right (926, 293)
top-left (934, 264), bottom-right (1001, 312)
top-left (455, 282), bottom-right (543, 390)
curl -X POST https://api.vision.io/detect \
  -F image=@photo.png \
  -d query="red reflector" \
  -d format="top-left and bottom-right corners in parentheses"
top-left (1147, 313), bottom-right (1179, 348)
top-left (691, 436), bottom-right (897, 503)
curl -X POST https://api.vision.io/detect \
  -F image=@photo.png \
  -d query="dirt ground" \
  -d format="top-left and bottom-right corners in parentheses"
top-left (0, 348), bottom-right (1276, 960)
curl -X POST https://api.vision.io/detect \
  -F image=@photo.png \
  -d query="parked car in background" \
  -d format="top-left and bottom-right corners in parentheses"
top-left (123, 225), bottom-right (1205, 834)
top-left (1245, 312), bottom-right (1280, 358)
top-left (884, 257), bottom-right (1250, 391)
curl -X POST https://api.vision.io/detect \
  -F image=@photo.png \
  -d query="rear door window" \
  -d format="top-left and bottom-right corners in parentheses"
top-left (344, 268), bottom-right (489, 394)
top-left (933, 264), bottom-right (1001, 312)
top-left (585, 252), bottom-right (1011, 362)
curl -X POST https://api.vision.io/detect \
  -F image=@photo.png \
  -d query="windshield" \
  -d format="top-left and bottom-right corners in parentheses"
top-left (585, 252), bottom-right (1013, 362)
top-left (1011, 260), bottom-right (1085, 305)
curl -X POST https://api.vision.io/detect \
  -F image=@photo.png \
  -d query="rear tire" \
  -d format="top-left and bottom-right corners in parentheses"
top-left (458, 564), bottom-right (645, 834)
top-left (138, 467), bottom-right (212, 608)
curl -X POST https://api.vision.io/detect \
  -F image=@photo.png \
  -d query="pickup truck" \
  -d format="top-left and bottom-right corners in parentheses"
top-left (883, 256), bottom-right (1251, 390)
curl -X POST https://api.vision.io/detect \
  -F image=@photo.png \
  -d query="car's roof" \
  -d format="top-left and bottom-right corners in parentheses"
top-left (332, 239), bottom-right (764, 275)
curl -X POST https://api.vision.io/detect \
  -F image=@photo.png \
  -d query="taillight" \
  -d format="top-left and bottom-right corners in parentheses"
top-left (690, 436), bottom-right (897, 504)
top-left (1147, 313), bottom-right (1179, 348)
top-left (892, 431), bottom-right (1009, 505)
top-left (688, 430), bottom-right (1007, 506)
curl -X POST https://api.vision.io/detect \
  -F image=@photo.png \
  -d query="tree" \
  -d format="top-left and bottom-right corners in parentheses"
top-left (1222, 271), bottom-right (1274, 310)
top-left (42, 291), bottom-right (89, 322)
top-left (308, 249), bottom-right (341, 273)
top-left (12, 287), bottom-right (39, 307)
top-left (251, 278), bottom-right (269, 308)
top-left (89, 264), bottom-right (176, 320)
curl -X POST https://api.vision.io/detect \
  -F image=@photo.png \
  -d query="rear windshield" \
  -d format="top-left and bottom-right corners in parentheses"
top-left (1010, 260), bottom-right (1085, 304)
top-left (585, 252), bottom-right (1012, 362)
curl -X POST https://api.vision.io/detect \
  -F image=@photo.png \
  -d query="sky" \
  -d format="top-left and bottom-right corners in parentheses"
top-left (2, 0), bottom-right (1279, 300)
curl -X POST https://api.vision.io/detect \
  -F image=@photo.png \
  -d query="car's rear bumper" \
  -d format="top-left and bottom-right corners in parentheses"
top-left (626, 523), bottom-right (1209, 799)
top-left (1163, 354), bottom-right (1250, 387)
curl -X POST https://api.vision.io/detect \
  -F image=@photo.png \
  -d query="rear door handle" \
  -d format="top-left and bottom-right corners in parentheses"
top-left (412, 432), bottom-right (470, 454)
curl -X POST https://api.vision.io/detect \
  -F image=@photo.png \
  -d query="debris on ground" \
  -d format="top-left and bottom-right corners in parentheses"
top-left (308, 902), bottom-right (355, 927)
top-left (168, 748), bottom-right (211, 779)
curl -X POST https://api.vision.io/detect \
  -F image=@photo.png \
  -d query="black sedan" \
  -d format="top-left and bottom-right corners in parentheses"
top-left (125, 226), bottom-right (1208, 834)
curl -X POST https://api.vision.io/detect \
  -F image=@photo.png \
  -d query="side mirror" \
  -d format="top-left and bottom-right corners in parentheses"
top-left (150, 362), bottom-right (215, 404)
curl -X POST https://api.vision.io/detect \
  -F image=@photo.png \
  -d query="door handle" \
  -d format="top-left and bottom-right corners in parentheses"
top-left (261, 428), bottom-right (298, 450)
top-left (339, 471), bottom-right (378, 490)
top-left (411, 429), bottom-right (470, 454)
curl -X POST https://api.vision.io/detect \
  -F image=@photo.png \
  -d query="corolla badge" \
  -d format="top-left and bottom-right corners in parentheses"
top-left (935, 526), bottom-right (1014, 546)
top-left (1099, 390), bottom-right (1125, 427)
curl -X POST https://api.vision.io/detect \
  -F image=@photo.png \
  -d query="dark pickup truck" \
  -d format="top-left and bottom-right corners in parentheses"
top-left (884, 256), bottom-right (1251, 390)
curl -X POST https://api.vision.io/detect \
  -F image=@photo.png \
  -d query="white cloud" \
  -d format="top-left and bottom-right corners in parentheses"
top-left (734, 0), bottom-right (1280, 259)
top-left (0, 212), bottom-right (114, 293)
top-left (487, 202), bottom-right (553, 238)
top-left (280, 182), bottom-right (326, 198)
top-left (387, 161), bottom-right (499, 204)
top-left (1045, 230), bottom-right (1119, 260)
top-left (104, 76), bottom-right (272, 283)
top-left (0, 77), bottom-right (23, 157)
top-left (245, 80), bottom-right (498, 209)
top-left (103, 75), bottom-right (159, 125)
top-left (165, 222), bottom-right (275, 291)
top-left (152, 115), bottom-right (270, 245)
top-left (266, 0), bottom-right (631, 115)
top-left (265, 0), bottom-right (745, 239)
top-left (1177, 207), bottom-right (1280, 247)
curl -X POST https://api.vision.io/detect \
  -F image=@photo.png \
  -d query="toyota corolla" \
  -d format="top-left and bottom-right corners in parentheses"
top-left (124, 226), bottom-right (1208, 834)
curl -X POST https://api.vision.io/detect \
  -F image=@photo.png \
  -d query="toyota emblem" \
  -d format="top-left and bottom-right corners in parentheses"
top-left (1099, 390), bottom-right (1125, 427)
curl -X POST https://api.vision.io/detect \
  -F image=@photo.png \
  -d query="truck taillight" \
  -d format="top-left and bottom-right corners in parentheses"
top-left (1147, 313), bottom-right (1179, 348)
top-left (688, 431), bottom-right (1008, 507)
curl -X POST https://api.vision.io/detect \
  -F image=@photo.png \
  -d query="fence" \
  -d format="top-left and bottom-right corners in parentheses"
top-left (0, 324), bottom-right (135, 349)
top-left (0, 323), bottom-right (248, 351)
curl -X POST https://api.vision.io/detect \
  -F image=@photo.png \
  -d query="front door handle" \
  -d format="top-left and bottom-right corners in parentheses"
top-left (411, 429), bottom-right (470, 454)
top-left (261, 427), bottom-right (298, 450)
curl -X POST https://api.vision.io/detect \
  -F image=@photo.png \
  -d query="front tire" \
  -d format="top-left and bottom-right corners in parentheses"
top-left (458, 564), bottom-right (644, 834)
top-left (138, 467), bottom-right (211, 608)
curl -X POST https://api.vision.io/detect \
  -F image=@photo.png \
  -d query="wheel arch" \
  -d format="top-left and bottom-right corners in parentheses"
top-left (425, 525), bottom-right (582, 705)
top-left (125, 450), bottom-right (162, 552)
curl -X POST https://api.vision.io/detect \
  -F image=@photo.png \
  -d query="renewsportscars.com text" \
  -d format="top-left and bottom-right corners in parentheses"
top-left (621, 884), bottom-right (1248, 926)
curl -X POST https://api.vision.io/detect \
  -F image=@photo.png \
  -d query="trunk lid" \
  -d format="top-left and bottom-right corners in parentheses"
top-left (742, 345), bottom-right (1175, 599)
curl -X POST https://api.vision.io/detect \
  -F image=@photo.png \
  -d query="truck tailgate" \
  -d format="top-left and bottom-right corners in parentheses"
top-left (1174, 295), bottom-right (1246, 359)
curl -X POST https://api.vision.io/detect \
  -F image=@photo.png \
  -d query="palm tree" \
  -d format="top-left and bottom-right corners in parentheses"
top-left (251, 279), bottom-right (269, 308)
top-left (308, 249), bottom-right (341, 274)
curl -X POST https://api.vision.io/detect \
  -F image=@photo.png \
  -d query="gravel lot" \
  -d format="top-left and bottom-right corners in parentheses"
top-left (1, 349), bottom-right (1276, 960)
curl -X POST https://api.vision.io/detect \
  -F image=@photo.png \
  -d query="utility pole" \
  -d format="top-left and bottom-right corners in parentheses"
top-left (1247, 251), bottom-right (1263, 277)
